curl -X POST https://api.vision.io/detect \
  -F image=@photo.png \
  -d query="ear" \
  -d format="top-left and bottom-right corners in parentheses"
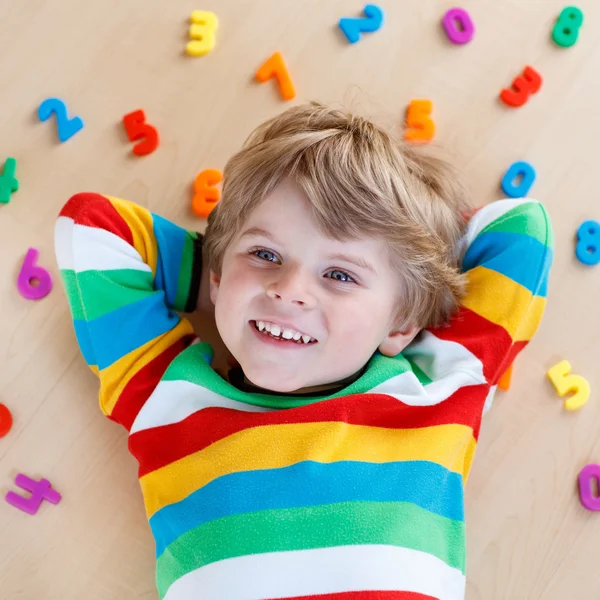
top-left (209, 269), bottom-right (221, 306)
top-left (378, 325), bottom-right (421, 357)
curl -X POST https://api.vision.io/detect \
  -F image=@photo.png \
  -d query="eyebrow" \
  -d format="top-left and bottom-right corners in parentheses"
top-left (240, 226), bottom-right (377, 275)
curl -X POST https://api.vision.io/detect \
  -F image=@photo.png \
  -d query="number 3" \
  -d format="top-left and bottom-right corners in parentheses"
top-left (405, 100), bottom-right (435, 143)
top-left (500, 66), bottom-right (542, 108)
top-left (547, 360), bottom-right (590, 411)
top-left (186, 11), bottom-right (218, 56)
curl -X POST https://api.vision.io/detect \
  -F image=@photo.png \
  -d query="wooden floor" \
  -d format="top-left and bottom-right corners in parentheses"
top-left (1, 1), bottom-right (599, 598)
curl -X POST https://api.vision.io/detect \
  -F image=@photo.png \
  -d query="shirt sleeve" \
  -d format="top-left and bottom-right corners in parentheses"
top-left (54, 192), bottom-right (203, 431)
top-left (404, 197), bottom-right (554, 393)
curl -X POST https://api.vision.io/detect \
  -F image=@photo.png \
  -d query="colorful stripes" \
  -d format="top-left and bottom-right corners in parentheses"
top-left (150, 459), bottom-right (465, 558)
top-left (54, 194), bottom-right (553, 600)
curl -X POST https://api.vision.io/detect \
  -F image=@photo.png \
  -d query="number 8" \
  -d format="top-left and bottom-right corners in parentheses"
top-left (552, 6), bottom-right (584, 48)
top-left (576, 220), bottom-right (600, 266)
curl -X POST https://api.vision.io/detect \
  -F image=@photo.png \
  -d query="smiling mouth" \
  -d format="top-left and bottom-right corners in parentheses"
top-left (250, 320), bottom-right (318, 345)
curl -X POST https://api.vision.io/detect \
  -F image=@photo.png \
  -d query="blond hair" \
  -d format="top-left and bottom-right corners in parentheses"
top-left (203, 102), bottom-right (471, 329)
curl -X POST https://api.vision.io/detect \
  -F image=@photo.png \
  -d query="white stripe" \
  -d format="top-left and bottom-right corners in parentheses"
top-left (370, 331), bottom-right (485, 406)
top-left (457, 197), bottom-right (539, 258)
top-left (163, 544), bottom-right (465, 600)
top-left (55, 216), bottom-right (151, 273)
top-left (130, 379), bottom-right (274, 434)
top-left (54, 216), bottom-right (75, 270)
top-left (483, 385), bottom-right (497, 415)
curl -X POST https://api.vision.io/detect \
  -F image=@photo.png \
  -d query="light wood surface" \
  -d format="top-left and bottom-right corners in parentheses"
top-left (1, 1), bottom-right (599, 598)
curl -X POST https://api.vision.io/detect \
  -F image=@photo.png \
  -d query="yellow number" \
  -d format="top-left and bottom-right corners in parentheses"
top-left (547, 360), bottom-right (590, 411)
top-left (186, 11), bottom-right (218, 56)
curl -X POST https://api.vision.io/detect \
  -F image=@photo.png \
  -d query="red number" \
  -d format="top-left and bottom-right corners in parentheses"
top-left (500, 66), bottom-right (542, 107)
top-left (123, 109), bottom-right (159, 156)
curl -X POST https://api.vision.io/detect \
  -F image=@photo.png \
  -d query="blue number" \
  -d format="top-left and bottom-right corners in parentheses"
top-left (501, 161), bottom-right (536, 198)
top-left (339, 4), bottom-right (384, 44)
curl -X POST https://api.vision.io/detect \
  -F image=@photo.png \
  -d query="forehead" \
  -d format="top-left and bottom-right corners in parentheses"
top-left (238, 178), bottom-right (394, 268)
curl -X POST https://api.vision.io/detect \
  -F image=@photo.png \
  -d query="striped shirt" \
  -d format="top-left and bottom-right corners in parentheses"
top-left (54, 192), bottom-right (553, 600)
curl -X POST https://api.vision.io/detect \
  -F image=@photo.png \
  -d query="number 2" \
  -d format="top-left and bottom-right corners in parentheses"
top-left (404, 100), bottom-right (435, 143)
top-left (339, 4), bottom-right (384, 44)
top-left (38, 98), bottom-right (84, 143)
top-left (547, 360), bottom-right (590, 411)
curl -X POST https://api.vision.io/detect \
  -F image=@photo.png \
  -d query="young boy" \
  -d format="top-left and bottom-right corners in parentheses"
top-left (54, 102), bottom-right (553, 600)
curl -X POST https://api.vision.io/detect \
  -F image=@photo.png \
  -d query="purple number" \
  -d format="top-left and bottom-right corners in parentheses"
top-left (17, 247), bottom-right (53, 300)
top-left (5, 474), bottom-right (61, 515)
top-left (442, 8), bottom-right (475, 45)
top-left (578, 464), bottom-right (600, 511)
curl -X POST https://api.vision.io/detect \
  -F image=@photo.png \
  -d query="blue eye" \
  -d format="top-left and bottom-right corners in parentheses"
top-left (252, 248), bottom-right (280, 263)
top-left (326, 269), bottom-right (355, 283)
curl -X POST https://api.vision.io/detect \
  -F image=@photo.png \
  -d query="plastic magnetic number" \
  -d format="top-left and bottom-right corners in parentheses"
top-left (186, 10), bottom-right (218, 56)
top-left (405, 99), bottom-right (435, 143)
top-left (442, 8), bottom-right (475, 45)
top-left (256, 52), bottom-right (296, 101)
top-left (38, 98), bottom-right (84, 142)
top-left (123, 109), bottom-right (159, 156)
top-left (578, 464), bottom-right (600, 511)
top-left (339, 4), bottom-right (384, 44)
top-left (192, 169), bottom-right (223, 218)
top-left (547, 360), bottom-right (590, 411)
top-left (17, 248), bottom-right (53, 300)
top-left (501, 161), bottom-right (536, 198)
top-left (5, 474), bottom-right (61, 515)
top-left (500, 66), bottom-right (542, 108)
top-left (0, 403), bottom-right (13, 438)
top-left (575, 220), bottom-right (600, 266)
top-left (552, 6), bottom-right (583, 48)
top-left (0, 157), bottom-right (19, 204)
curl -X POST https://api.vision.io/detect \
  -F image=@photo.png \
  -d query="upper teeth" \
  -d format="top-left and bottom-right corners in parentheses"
top-left (256, 321), bottom-right (315, 343)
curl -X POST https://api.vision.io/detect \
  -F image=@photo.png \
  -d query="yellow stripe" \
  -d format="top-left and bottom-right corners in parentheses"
top-left (98, 320), bottom-right (195, 416)
top-left (108, 196), bottom-right (158, 277)
top-left (462, 266), bottom-right (546, 342)
top-left (140, 421), bottom-right (476, 518)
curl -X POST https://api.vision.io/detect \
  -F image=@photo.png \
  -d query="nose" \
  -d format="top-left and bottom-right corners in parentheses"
top-left (266, 264), bottom-right (316, 308)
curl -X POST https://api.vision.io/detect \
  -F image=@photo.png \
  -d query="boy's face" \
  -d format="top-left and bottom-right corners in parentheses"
top-left (210, 178), bottom-right (419, 393)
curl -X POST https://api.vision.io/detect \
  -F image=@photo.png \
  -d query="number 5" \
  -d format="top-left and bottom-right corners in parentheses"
top-left (405, 99), bottom-right (435, 143)
top-left (547, 360), bottom-right (590, 411)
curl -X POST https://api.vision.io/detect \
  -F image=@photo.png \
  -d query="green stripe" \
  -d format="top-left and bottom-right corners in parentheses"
top-left (481, 202), bottom-right (553, 248)
top-left (59, 270), bottom-right (86, 320)
top-left (174, 233), bottom-right (196, 311)
top-left (406, 357), bottom-right (433, 386)
top-left (60, 268), bottom-right (154, 321)
top-left (156, 500), bottom-right (465, 597)
top-left (162, 344), bottom-right (413, 409)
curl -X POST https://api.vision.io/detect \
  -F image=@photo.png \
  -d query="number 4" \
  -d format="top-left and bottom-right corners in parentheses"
top-left (547, 360), bottom-right (590, 411)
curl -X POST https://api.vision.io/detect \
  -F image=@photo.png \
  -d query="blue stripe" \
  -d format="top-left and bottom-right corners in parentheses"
top-left (152, 213), bottom-right (186, 309)
top-left (150, 459), bottom-right (464, 558)
top-left (74, 293), bottom-right (180, 370)
top-left (463, 231), bottom-right (552, 297)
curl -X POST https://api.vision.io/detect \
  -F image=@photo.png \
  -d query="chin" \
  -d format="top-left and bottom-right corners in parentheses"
top-left (243, 367), bottom-right (306, 393)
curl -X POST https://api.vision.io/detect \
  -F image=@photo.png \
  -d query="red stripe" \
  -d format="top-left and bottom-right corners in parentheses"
top-left (268, 592), bottom-right (438, 600)
top-left (109, 334), bottom-right (196, 431)
top-left (130, 383), bottom-right (488, 477)
top-left (59, 192), bottom-right (134, 246)
top-left (428, 307), bottom-right (513, 383)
